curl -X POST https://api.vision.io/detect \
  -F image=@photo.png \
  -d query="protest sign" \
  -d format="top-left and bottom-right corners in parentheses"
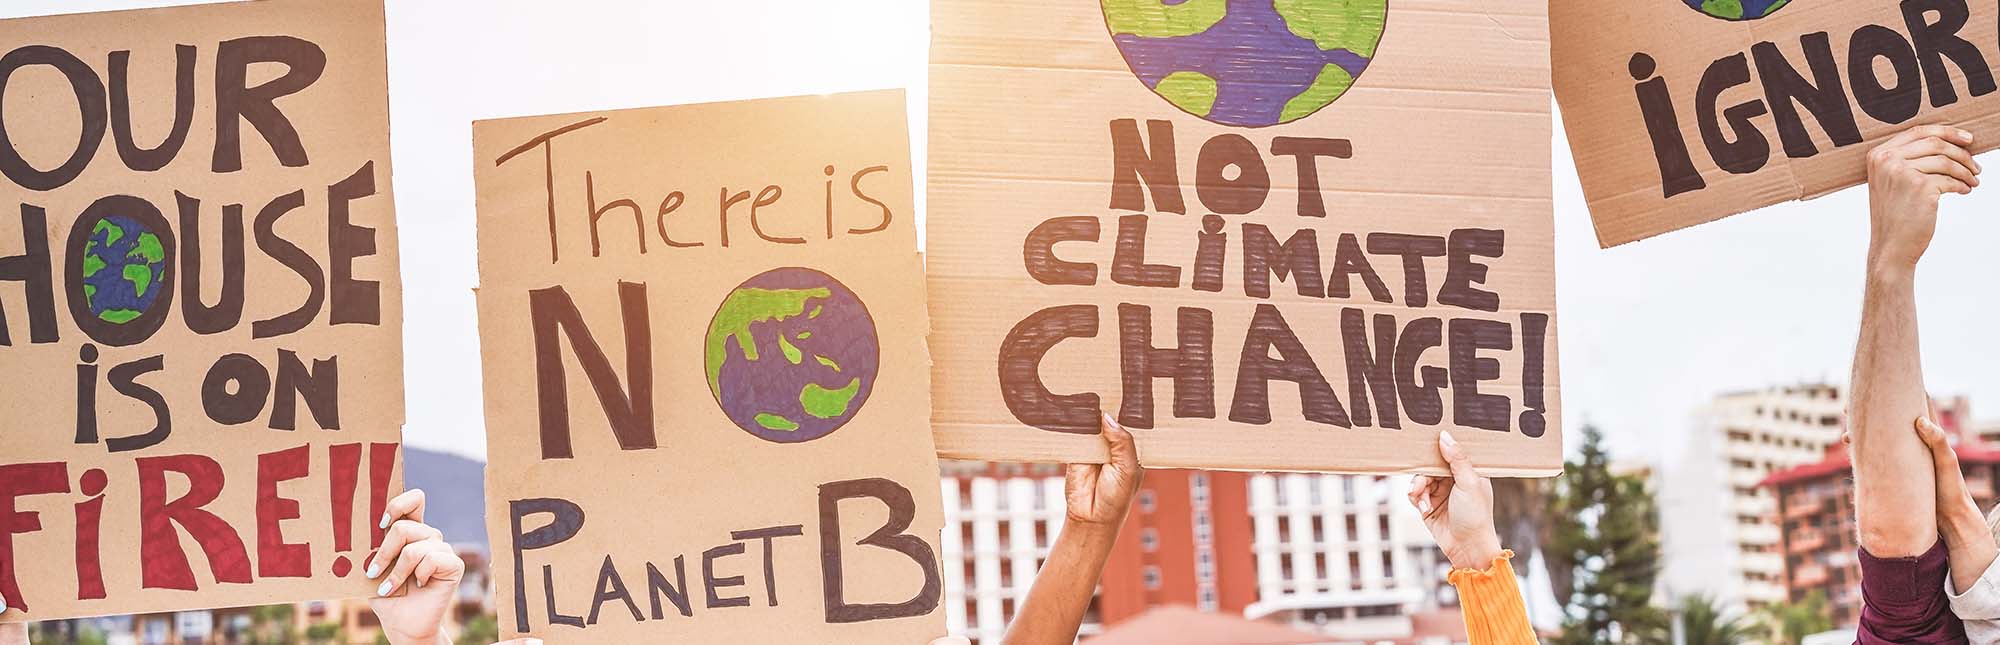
top-left (1555, 0), bottom-right (2000, 246)
top-left (473, 90), bottom-right (948, 642)
top-left (0, 0), bottom-right (402, 621)
top-left (925, 0), bottom-right (1562, 476)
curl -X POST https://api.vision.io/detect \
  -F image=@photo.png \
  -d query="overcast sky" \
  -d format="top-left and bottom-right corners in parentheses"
top-left (11, 0), bottom-right (1999, 469)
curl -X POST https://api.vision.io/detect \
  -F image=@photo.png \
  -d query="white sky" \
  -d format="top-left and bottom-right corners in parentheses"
top-left (10, 0), bottom-right (2000, 471)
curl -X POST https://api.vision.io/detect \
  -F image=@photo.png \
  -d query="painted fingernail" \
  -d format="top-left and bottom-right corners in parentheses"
top-left (1, 596), bottom-right (9, 613)
top-left (379, 513), bottom-right (391, 530)
top-left (377, 580), bottom-right (393, 597)
top-left (1439, 430), bottom-right (1458, 448)
top-left (365, 563), bottom-right (381, 579)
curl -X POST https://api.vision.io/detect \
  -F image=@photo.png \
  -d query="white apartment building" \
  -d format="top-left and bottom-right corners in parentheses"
top-left (1245, 473), bottom-right (1452, 641)
top-left (1660, 384), bottom-right (1846, 613)
top-left (938, 466), bottom-right (1082, 643)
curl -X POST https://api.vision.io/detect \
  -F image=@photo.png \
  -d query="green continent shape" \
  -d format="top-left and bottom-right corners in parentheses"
top-left (755, 413), bottom-right (800, 431)
top-left (1155, 71), bottom-right (1218, 117)
top-left (801, 378), bottom-right (862, 420)
top-left (83, 284), bottom-right (96, 300)
top-left (705, 287), bottom-right (832, 395)
top-left (1701, 0), bottom-right (1744, 19)
top-left (815, 355), bottom-right (841, 373)
top-left (1102, 0), bottom-right (1225, 37)
top-left (100, 309), bottom-right (142, 324)
top-left (1281, 64), bottom-right (1357, 123)
top-left (94, 219), bottom-right (124, 247)
top-left (82, 253), bottom-right (106, 278)
top-left (1275, 0), bottom-right (1386, 57)
top-left (122, 263), bottom-right (153, 297)
top-left (132, 233), bottom-right (165, 263)
top-left (1760, 0), bottom-right (1788, 16)
top-left (778, 334), bottom-right (805, 365)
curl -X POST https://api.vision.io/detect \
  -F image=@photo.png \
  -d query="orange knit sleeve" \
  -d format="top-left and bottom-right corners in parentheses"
top-left (1446, 550), bottom-right (1538, 645)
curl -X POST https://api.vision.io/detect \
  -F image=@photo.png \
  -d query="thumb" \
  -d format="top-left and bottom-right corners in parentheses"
top-left (1101, 412), bottom-right (1139, 474)
top-left (1439, 431), bottom-right (1480, 483)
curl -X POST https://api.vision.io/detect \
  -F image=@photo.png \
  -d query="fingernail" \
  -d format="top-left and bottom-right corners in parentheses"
top-left (365, 563), bottom-right (380, 579)
top-left (379, 513), bottom-right (391, 530)
top-left (1, 596), bottom-right (9, 613)
top-left (1418, 499), bottom-right (1431, 514)
top-left (1439, 431), bottom-right (1458, 448)
top-left (1102, 411), bottom-right (1117, 426)
top-left (377, 581), bottom-right (393, 597)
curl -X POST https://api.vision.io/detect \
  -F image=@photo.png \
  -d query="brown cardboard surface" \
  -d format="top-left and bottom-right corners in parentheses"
top-left (472, 90), bottom-right (948, 642)
top-left (1554, 0), bottom-right (2000, 246)
top-left (926, 0), bottom-right (1561, 476)
top-left (0, 0), bottom-right (402, 621)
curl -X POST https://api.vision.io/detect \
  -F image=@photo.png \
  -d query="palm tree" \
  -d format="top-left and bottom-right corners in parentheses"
top-left (1676, 595), bottom-right (1750, 645)
top-left (1757, 591), bottom-right (1834, 645)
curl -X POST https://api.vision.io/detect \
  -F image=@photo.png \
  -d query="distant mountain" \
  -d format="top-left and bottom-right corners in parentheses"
top-left (403, 446), bottom-right (487, 550)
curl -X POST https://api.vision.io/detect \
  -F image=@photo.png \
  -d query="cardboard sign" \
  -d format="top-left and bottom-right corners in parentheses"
top-left (0, 0), bottom-right (402, 622)
top-left (925, 0), bottom-right (1562, 476)
top-left (472, 91), bottom-right (948, 643)
top-left (1555, 0), bottom-right (2000, 246)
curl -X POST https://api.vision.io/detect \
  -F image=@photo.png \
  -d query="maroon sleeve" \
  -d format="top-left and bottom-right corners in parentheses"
top-left (1857, 540), bottom-right (1967, 644)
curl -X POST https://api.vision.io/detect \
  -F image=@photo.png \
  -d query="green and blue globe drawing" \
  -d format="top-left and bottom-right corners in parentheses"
top-left (1683, 0), bottom-right (1790, 20)
top-left (79, 215), bottom-right (168, 325)
top-left (705, 268), bottom-right (879, 444)
top-left (1102, 0), bottom-right (1387, 127)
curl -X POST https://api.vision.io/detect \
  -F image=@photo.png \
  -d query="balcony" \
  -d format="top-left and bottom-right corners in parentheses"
top-left (1793, 563), bottom-right (1829, 587)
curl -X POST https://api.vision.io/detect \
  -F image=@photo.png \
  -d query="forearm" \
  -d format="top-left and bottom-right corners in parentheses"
top-left (1942, 497), bottom-right (1998, 594)
top-left (1851, 264), bottom-right (1936, 556)
top-left (0, 622), bottom-right (25, 645)
top-left (1004, 522), bottom-right (1120, 645)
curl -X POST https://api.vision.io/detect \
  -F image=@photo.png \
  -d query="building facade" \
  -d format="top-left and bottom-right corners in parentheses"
top-left (1764, 401), bottom-right (1997, 628)
top-left (1660, 384), bottom-right (1848, 613)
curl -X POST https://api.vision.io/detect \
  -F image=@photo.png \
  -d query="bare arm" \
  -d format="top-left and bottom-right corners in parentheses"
top-left (1003, 414), bottom-right (1140, 645)
top-left (1916, 415), bottom-right (1999, 592)
top-left (0, 622), bottom-right (24, 645)
top-left (1852, 125), bottom-right (1977, 557)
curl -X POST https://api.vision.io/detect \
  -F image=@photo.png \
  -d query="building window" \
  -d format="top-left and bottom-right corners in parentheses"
top-left (1138, 489), bottom-right (1156, 513)
top-left (1143, 566), bottom-right (1162, 590)
top-left (1199, 587), bottom-right (1218, 610)
top-left (1140, 528), bottom-right (1159, 552)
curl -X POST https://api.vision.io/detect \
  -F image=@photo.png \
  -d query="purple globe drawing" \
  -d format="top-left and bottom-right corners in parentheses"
top-left (1681, 0), bottom-right (1790, 21)
top-left (1103, 0), bottom-right (1387, 127)
top-left (704, 268), bottom-right (879, 443)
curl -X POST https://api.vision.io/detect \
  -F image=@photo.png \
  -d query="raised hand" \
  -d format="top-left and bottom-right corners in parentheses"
top-left (1064, 413), bottom-right (1142, 527)
top-left (366, 489), bottom-right (465, 645)
top-left (1408, 431), bottom-right (1504, 570)
top-left (1865, 125), bottom-right (1979, 271)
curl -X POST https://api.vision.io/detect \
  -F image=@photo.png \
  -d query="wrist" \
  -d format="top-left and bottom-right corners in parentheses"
top-left (1865, 251), bottom-right (1919, 280)
top-left (1445, 532), bottom-right (1505, 570)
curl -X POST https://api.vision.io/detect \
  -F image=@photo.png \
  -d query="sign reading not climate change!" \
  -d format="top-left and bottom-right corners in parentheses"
top-left (926, 0), bottom-right (1562, 475)
top-left (1556, 0), bottom-right (2000, 246)
top-left (473, 91), bottom-right (947, 643)
top-left (0, 0), bottom-right (402, 621)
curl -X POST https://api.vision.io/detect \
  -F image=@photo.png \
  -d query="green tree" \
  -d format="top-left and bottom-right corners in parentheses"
top-left (1758, 591), bottom-right (1834, 645)
top-left (1546, 425), bottom-right (1664, 644)
top-left (1676, 595), bottom-right (1749, 645)
top-left (457, 614), bottom-right (501, 645)
top-left (247, 604), bottom-right (299, 645)
top-left (303, 622), bottom-right (341, 645)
